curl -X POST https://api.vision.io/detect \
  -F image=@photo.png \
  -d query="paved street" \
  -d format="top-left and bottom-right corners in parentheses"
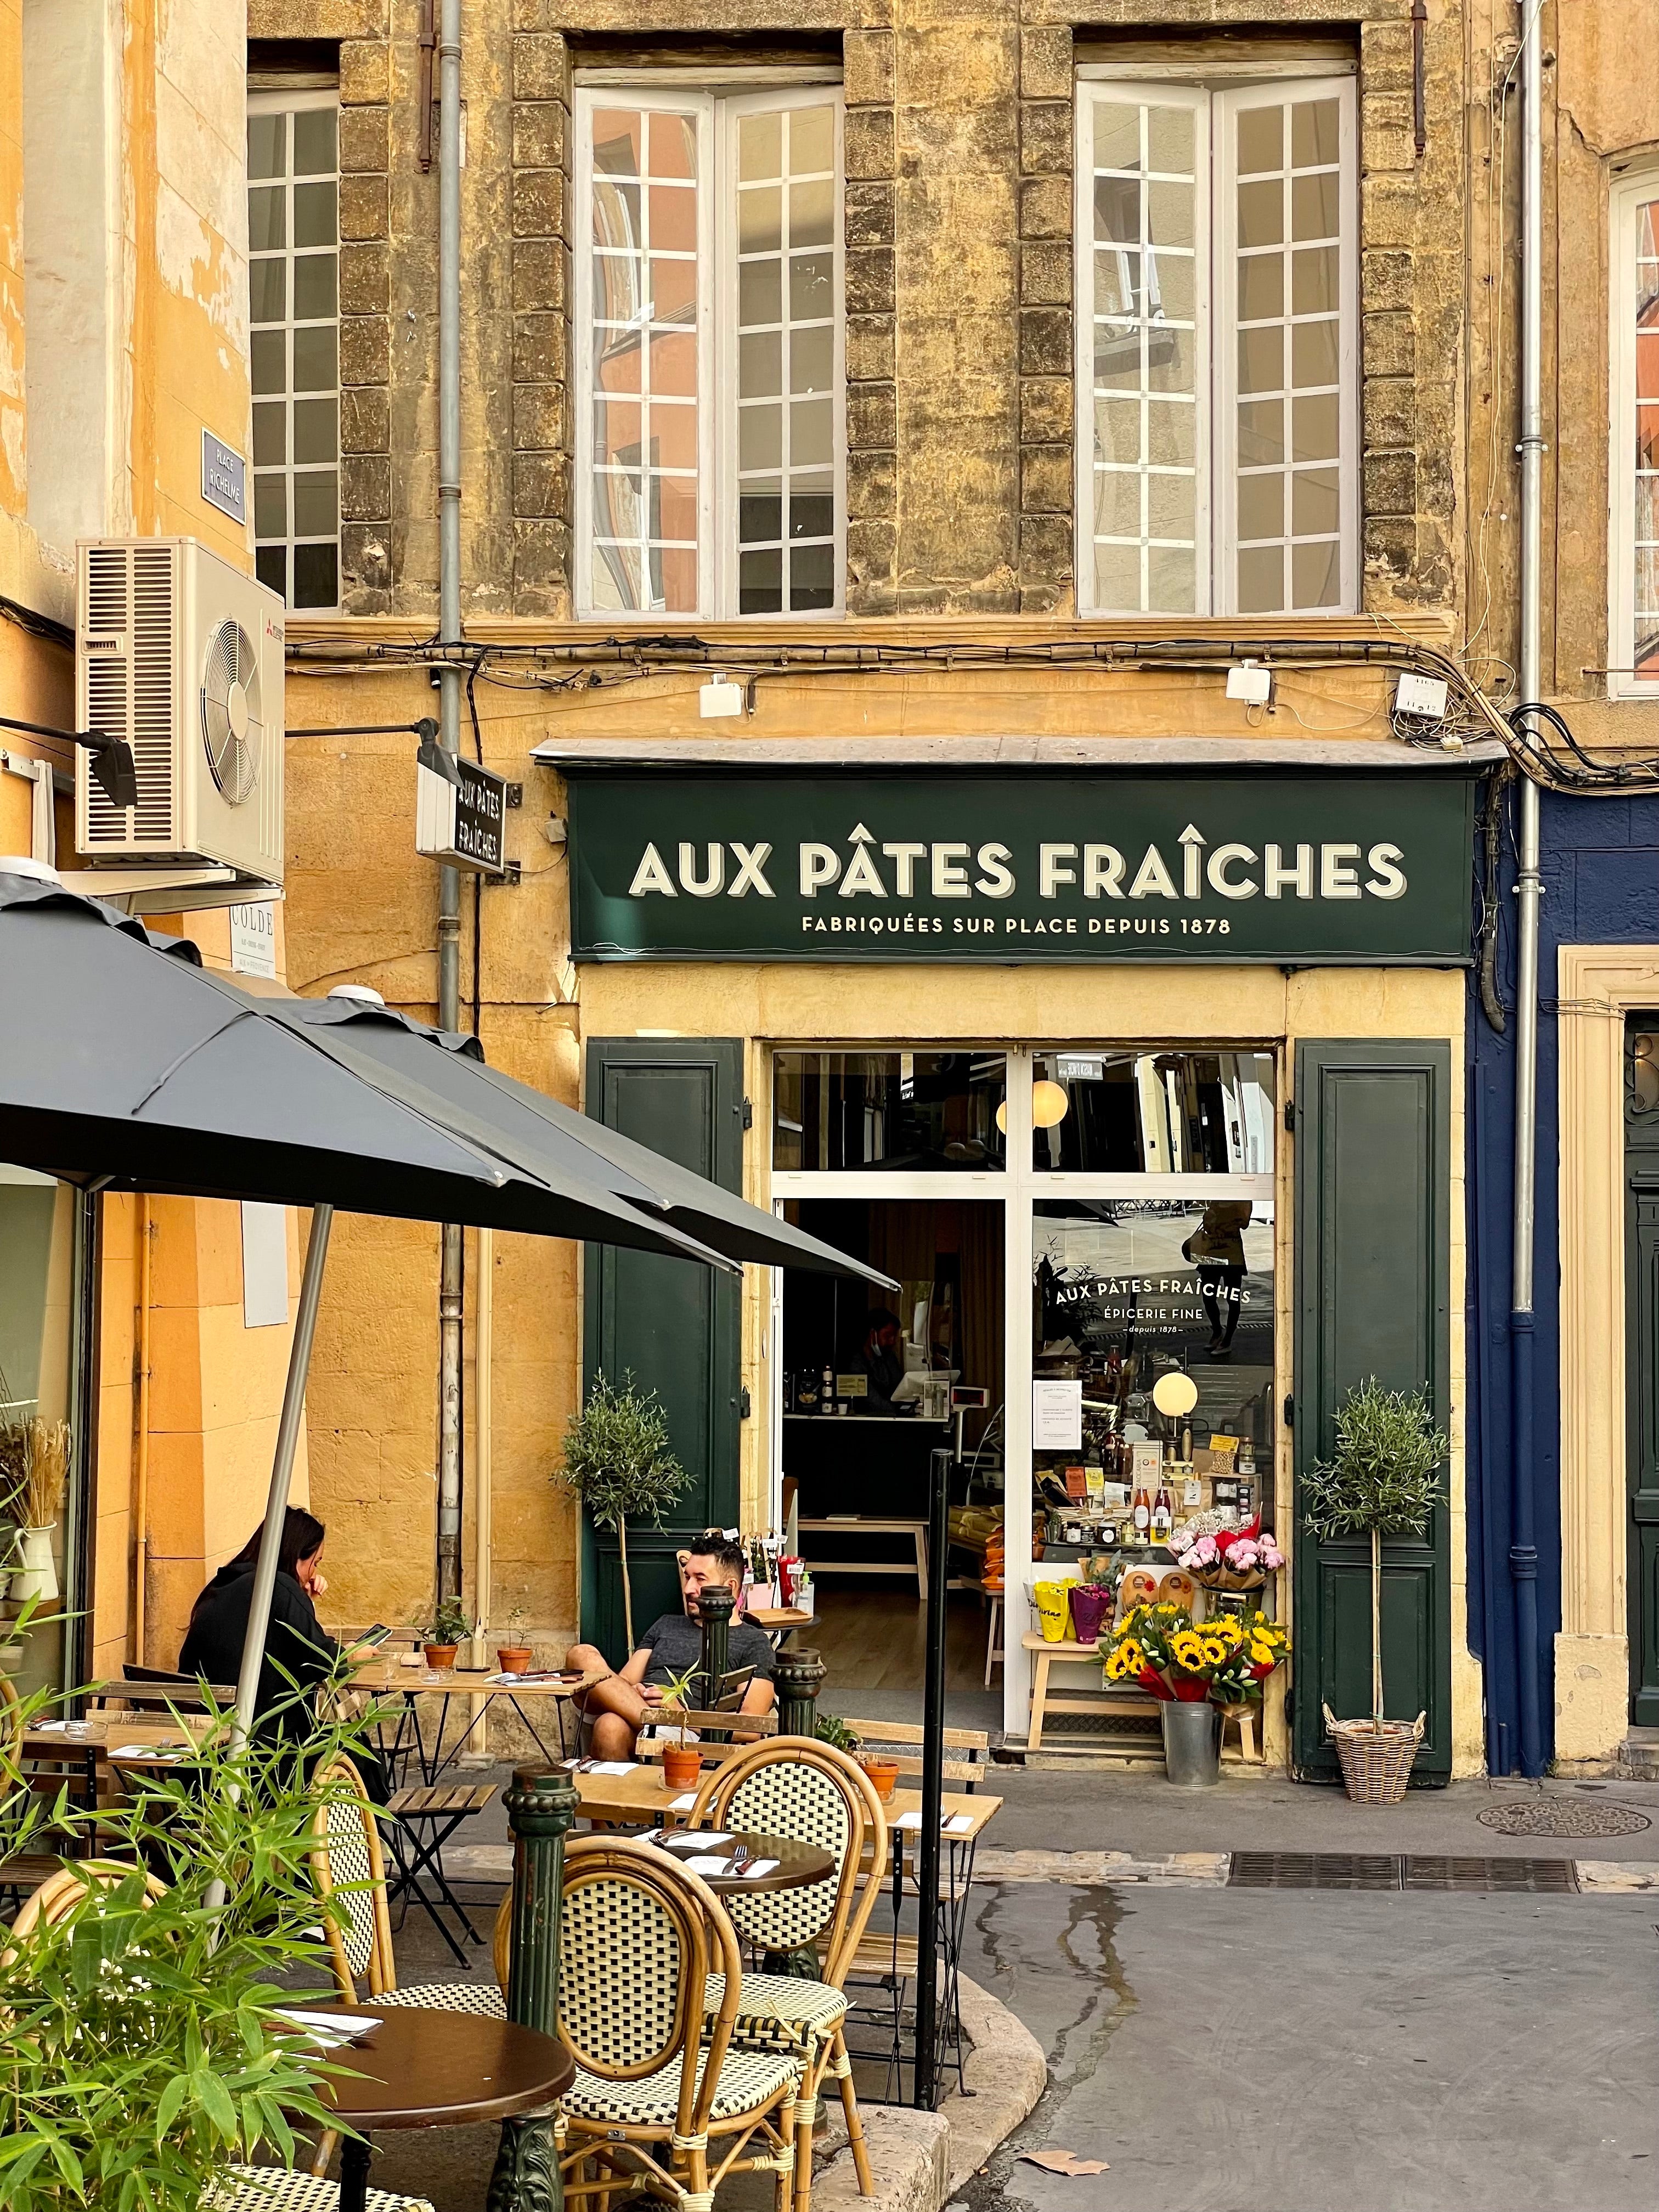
top-left (957, 1882), bottom-right (1659, 2212)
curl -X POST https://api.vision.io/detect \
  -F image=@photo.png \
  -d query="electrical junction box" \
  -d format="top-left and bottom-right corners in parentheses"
top-left (1225, 662), bottom-right (1274, 707)
top-left (699, 676), bottom-right (745, 719)
top-left (1394, 670), bottom-right (1450, 721)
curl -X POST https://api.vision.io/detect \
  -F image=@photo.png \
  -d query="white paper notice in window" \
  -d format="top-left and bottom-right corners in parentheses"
top-left (1032, 1379), bottom-right (1084, 1452)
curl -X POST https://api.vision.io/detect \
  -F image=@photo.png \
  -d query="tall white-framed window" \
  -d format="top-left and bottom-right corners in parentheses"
top-left (574, 83), bottom-right (844, 620)
top-left (246, 87), bottom-right (340, 610)
top-left (1075, 72), bottom-right (1357, 617)
top-left (1610, 169), bottom-right (1659, 697)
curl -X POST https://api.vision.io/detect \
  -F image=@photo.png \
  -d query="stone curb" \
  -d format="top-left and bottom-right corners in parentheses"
top-left (810, 1976), bottom-right (1047, 2212)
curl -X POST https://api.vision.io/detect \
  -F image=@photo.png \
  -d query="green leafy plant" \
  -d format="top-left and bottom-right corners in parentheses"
top-left (499, 1604), bottom-right (529, 1645)
top-left (0, 1663), bottom-right (390, 2209)
top-left (814, 1711), bottom-right (860, 1755)
top-left (421, 1595), bottom-right (474, 1647)
top-left (554, 1372), bottom-right (689, 1652)
top-left (1301, 1378), bottom-right (1448, 1728)
top-left (654, 1657), bottom-right (703, 1750)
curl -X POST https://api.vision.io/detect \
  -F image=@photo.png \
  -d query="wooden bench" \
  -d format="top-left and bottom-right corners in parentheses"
top-left (798, 1516), bottom-right (928, 1600)
top-left (838, 1716), bottom-right (990, 1791)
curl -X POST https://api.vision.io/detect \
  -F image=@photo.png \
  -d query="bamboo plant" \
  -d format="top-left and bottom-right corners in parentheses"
top-left (1300, 1378), bottom-right (1448, 1729)
top-left (554, 1371), bottom-right (689, 1652)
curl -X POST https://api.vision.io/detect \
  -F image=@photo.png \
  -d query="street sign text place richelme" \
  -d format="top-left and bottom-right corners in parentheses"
top-left (566, 770), bottom-right (1477, 965)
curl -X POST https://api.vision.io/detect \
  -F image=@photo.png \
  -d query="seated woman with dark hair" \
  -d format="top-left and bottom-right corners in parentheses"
top-left (179, 1506), bottom-right (369, 1752)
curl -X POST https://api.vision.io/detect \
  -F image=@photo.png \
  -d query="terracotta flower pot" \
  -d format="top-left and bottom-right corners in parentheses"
top-left (495, 1646), bottom-right (534, 1674)
top-left (858, 1755), bottom-right (900, 1803)
top-left (662, 1743), bottom-right (702, 1792)
top-left (424, 1642), bottom-right (459, 1671)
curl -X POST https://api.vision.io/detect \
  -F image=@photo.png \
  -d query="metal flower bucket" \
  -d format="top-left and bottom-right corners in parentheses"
top-left (1161, 1699), bottom-right (1221, 1787)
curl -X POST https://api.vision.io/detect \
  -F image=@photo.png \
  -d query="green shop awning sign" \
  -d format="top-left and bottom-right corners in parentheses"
top-left (566, 769), bottom-right (1476, 965)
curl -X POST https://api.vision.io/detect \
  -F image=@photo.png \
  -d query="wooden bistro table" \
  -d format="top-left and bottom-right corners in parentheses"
top-left (349, 1658), bottom-right (601, 1783)
top-left (644, 1825), bottom-right (836, 1898)
top-left (24, 1712), bottom-right (213, 1770)
top-left (287, 2004), bottom-right (575, 2212)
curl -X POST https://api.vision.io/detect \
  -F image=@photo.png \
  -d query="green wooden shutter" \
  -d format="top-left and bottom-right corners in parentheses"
top-left (1293, 1040), bottom-right (1453, 1780)
top-left (1626, 1186), bottom-right (1659, 1726)
top-left (581, 1039), bottom-right (745, 1657)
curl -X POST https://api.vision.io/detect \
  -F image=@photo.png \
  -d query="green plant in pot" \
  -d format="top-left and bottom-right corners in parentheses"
top-left (0, 1667), bottom-right (380, 2209)
top-left (656, 1658), bottom-right (705, 1793)
top-left (495, 1602), bottom-right (534, 1674)
top-left (1301, 1377), bottom-right (1448, 1804)
top-left (421, 1595), bottom-right (475, 1669)
top-left (553, 1371), bottom-right (689, 1654)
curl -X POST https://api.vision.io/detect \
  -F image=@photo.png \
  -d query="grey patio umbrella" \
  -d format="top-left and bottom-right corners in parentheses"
top-left (0, 864), bottom-right (862, 1754)
top-left (260, 988), bottom-right (898, 1288)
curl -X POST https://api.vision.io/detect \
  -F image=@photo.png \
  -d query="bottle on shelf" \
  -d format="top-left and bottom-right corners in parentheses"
top-left (1131, 1484), bottom-right (1152, 1540)
top-left (821, 1359), bottom-right (836, 1415)
top-left (1152, 1480), bottom-right (1174, 1542)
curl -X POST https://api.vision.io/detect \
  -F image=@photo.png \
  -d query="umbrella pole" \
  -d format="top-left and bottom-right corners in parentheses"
top-left (231, 1203), bottom-right (336, 1750)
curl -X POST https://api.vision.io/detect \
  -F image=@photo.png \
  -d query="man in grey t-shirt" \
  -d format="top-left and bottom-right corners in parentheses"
top-left (565, 1533), bottom-right (776, 1763)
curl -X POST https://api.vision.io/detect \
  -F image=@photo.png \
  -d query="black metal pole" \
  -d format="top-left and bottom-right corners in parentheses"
top-left (913, 1444), bottom-right (951, 2111)
top-left (698, 1580), bottom-right (735, 1741)
top-left (775, 1645), bottom-right (825, 1737)
top-left (487, 1764), bottom-right (578, 2212)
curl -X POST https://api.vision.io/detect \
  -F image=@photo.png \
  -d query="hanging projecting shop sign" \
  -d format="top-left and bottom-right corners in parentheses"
top-left (566, 770), bottom-right (1476, 964)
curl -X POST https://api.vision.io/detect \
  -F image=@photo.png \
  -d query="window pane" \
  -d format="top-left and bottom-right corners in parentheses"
top-left (739, 545), bottom-right (783, 613)
top-left (791, 323), bottom-right (833, 396)
top-left (248, 99), bottom-right (343, 610)
top-left (740, 330), bottom-right (782, 398)
top-left (741, 258), bottom-right (782, 324)
top-left (584, 104), bottom-right (703, 614)
top-left (789, 540), bottom-right (834, 608)
top-left (789, 252), bottom-right (833, 320)
top-left (1227, 91), bottom-right (1350, 615)
top-left (1086, 93), bottom-right (1200, 614)
top-left (1635, 204), bottom-right (1659, 680)
top-left (790, 104), bottom-right (834, 174)
top-left (740, 487), bottom-right (783, 545)
top-left (247, 112), bottom-right (285, 180)
top-left (291, 541), bottom-right (338, 609)
top-left (292, 253), bottom-right (337, 321)
top-left (772, 1052), bottom-right (1008, 1173)
top-left (740, 186), bottom-right (782, 255)
top-left (1032, 1051), bottom-right (1276, 1173)
top-left (1032, 1198), bottom-right (1278, 1545)
top-left (293, 108), bottom-right (337, 176)
top-left (739, 111), bottom-right (781, 182)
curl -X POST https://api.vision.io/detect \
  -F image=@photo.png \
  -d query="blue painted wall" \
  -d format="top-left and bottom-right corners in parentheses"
top-left (1468, 782), bottom-right (1659, 1772)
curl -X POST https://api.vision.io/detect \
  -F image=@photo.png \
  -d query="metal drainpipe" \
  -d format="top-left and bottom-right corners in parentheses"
top-left (435, 0), bottom-right (465, 1606)
top-left (1509, 0), bottom-right (1546, 1778)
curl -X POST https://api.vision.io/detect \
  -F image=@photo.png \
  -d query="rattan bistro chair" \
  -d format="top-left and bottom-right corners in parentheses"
top-left (689, 1737), bottom-right (887, 2208)
top-left (557, 1835), bottom-right (806, 2212)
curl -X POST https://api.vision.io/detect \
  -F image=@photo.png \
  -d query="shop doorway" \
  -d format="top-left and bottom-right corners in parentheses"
top-left (1626, 1017), bottom-right (1659, 1726)
top-left (780, 1195), bottom-right (1005, 1722)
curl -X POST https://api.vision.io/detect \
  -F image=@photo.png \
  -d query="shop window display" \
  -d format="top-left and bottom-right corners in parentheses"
top-left (0, 1169), bottom-right (82, 1697)
top-left (1030, 1048), bottom-right (1274, 1174)
top-left (1031, 1197), bottom-right (1276, 1562)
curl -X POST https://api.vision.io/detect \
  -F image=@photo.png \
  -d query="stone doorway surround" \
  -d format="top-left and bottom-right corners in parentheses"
top-left (1555, 945), bottom-right (1659, 1764)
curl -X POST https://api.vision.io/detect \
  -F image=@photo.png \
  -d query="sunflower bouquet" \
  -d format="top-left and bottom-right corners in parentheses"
top-left (1104, 1600), bottom-right (1289, 1706)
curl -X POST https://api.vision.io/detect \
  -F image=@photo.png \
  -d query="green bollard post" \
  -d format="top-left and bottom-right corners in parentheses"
top-left (486, 1764), bottom-right (579, 2212)
top-left (774, 1645), bottom-right (825, 1740)
top-left (698, 1580), bottom-right (735, 1742)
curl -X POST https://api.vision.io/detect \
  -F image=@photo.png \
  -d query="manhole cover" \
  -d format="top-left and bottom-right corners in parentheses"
top-left (1476, 1799), bottom-right (1651, 1838)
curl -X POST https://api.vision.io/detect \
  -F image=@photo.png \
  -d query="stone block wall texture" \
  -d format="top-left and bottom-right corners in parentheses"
top-left (253, 0), bottom-right (1473, 619)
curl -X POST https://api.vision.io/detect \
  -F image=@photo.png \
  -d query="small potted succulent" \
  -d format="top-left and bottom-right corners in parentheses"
top-left (421, 1596), bottom-right (474, 1672)
top-left (657, 1660), bottom-right (704, 1793)
top-left (495, 1604), bottom-right (534, 1675)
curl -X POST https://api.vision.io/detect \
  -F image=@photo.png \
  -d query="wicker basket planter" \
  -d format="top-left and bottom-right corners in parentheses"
top-left (1323, 1704), bottom-right (1425, 1804)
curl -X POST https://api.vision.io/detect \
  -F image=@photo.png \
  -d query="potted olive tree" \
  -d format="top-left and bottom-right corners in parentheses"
top-left (554, 1372), bottom-right (689, 1654)
top-left (1301, 1378), bottom-right (1448, 1804)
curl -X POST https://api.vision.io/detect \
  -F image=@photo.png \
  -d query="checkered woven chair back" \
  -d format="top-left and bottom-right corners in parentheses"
top-left (307, 1754), bottom-right (392, 1999)
top-left (695, 1739), bottom-right (884, 1976)
top-left (0, 1673), bottom-right (20, 1777)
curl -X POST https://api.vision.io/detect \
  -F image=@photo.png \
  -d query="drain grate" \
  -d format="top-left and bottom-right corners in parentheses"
top-left (1229, 1852), bottom-right (1402, 1889)
top-left (1403, 1855), bottom-right (1579, 1893)
top-left (1476, 1798), bottom-right (1650, 1839)
top-left (1229, 1852), bottom-right (1583, 1892)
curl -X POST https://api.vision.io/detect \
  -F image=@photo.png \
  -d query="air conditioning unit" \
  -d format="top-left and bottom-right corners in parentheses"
top-left (74, 537), bottom-right (285, 887)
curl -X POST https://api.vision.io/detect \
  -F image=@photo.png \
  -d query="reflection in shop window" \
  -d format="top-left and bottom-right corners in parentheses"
top-left (1032, 1197), bottom-right (1276, 1550)
top-left (0, 1169), bottom-right (80, 1699)
top-left (772, 1051), bottom-right (1007, 1172)
top-left (1031, 1048), bottom-right (1274, 1173)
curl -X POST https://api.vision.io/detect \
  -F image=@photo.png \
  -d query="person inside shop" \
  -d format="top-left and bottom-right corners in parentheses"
top-left (178, 1506), bottom-right (386, 1787)
top-left (855, 1305), bottom-right (905, 1414)
top-left (565, 1532), bottom-right (777, 1761)
top-left (1181, 1200), bottom-right (1254, 1356)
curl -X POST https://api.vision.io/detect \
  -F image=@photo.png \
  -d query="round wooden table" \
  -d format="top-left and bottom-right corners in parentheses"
top-left (644, 1826), bottom-right (836, 1895)
top-left (298, 2004), bottom-right (575, 2212)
